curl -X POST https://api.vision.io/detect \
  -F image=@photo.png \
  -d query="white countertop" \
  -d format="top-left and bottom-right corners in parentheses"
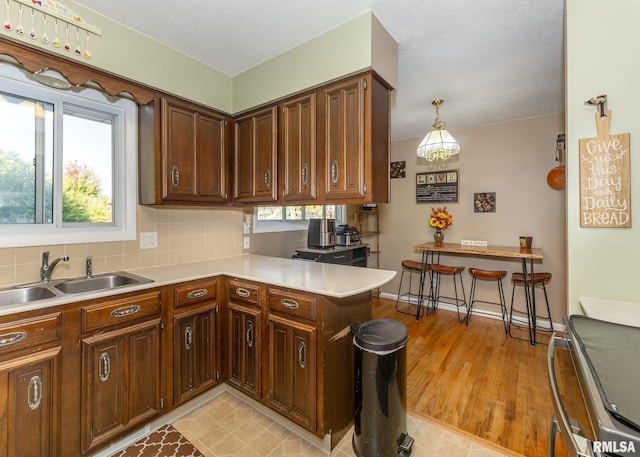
top-left (0, 255), bottom-right (396, 317)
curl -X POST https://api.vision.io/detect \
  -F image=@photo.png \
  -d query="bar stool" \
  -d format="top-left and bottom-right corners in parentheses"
top-left (395, 259), bottom-right (430, 317)
top-left (508, 272), bottom-right (553, 340)
top-left (468, 268), bottom-right (508, 332)
top-left (430, 264), bottom-right (468, 323)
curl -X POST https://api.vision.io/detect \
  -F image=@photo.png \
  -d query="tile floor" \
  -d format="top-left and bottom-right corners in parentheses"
top-left (172, 392), bottom-right (515, 457)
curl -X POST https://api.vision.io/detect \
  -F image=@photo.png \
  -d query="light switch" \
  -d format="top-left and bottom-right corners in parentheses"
top-left (243, 237), bottom-right (250, 249)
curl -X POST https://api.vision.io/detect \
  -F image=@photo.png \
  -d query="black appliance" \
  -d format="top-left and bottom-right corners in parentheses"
top-left (336, 224), bottom-right (361, 246)
top-left (307, 219), bottom-right (335, 249)
top-left (548, 315), bottom-right (640, 456)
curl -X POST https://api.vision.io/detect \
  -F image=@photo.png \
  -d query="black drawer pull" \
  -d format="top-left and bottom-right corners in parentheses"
top-left (187, 288), bottom-right (208, 299)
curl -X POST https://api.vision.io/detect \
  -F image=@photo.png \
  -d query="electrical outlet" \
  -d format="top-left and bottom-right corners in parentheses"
top-left (243, 237), bottom-right (250, 249)
top-left (140, 232), bottom-right (158, 249)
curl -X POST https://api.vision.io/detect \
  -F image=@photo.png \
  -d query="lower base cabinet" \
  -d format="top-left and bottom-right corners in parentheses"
top-left (81, 319), bottom-right (161, 454)
top-left (267, 314), bottom-right (316, 430)
top-left (227, 302), bottom-right (262, 399)
top-left (173, 304), bottom-right (218, 406)
top-left (0, 346), bottom-right (61, 457)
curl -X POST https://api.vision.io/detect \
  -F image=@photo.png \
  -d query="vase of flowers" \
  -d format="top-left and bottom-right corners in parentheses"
top-left (429, 207), bottom-right (453, 246)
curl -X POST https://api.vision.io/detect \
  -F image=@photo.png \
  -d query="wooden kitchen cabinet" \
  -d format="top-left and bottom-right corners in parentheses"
top-left (267, 288), bottom-right (317, 430)
top-left (80, 291), bottom-right (162, 454)
top-left (317, 72), bottom-right (390, 204)
top-left (172, 279), bottom-right (219, 406)
top-left (279, 93), bottom-right (317, 202)
top-left (234, 106), bottom-right (278, 203)
top-left (0, 313), bottom-right (62, 457)
top-left (226, 279), bottom-right (263, 399)
top-left (139, 94), bottom-right (232, 205)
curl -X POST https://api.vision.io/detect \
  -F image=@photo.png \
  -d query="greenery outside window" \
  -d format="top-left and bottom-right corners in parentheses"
top-left (0, 63), bottom-right (137, 248)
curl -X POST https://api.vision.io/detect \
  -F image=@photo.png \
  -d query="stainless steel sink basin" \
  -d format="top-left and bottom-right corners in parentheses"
top-left (0, 286), bottom-right (57, 307)
top-left (53, 272), bottom-right (152, 295)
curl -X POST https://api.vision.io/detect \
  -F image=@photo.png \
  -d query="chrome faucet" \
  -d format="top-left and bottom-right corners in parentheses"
top-left (85, 256), bottom-right (92, 279)
top-left (40, 251), bottom-right (69, 283)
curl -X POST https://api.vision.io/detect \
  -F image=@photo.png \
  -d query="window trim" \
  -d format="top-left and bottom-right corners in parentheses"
top-left (0, 63), bottom-right (138, 248)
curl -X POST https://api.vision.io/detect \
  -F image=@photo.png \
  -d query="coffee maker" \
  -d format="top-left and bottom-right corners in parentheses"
top-left (307, 219), bottom-right (335, 249)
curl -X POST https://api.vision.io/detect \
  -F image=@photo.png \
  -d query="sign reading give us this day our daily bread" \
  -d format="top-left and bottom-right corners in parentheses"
top-left (579, 110), bottom-right (631, 228)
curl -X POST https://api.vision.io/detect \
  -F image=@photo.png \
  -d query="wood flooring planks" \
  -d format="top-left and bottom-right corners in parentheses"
top-left (372, 297), bottom-right (573, 457)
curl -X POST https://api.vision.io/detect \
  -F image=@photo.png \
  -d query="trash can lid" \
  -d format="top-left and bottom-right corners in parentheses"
top-left (353, 319), bottom-right (408, 352)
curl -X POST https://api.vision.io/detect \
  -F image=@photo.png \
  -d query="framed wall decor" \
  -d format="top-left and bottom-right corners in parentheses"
top-left (416, 169), bottom-right (458, 203)
top-left (391, 161), bottom-right (406, 178)
top-left (473, 192), bottom-right (496, 212)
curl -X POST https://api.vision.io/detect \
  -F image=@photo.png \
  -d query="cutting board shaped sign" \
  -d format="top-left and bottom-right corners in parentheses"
top-left (579, 110), bottom-right (631, 228)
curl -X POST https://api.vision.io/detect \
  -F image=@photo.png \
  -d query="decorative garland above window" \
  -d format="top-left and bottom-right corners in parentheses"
top-left (2, 0), bottom-right (101, 59)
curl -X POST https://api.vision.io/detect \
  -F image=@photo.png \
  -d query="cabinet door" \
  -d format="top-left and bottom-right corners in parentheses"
top-left (160, 97), bottom-right (230, 203)
top-left (234, 107), bottom-right (278, 203)
top-left (174, 305), bottom-right (217, 406)
top-left (280, 94), bottom-right (316, 202)
top-left (267, 314), bottom-right (316, 431)
top-left (227, 303), bottom-right (261, 399)
top-left (196, 112), bottom-right (229, 202)
top-left (162, 98), bottom-right (197, 200)
top-left (319, 77), bottom-right (366, 200)
top-left (0, 347), bottom-right (61, 457)
top-left (81, 319), bottom-right (161, 453)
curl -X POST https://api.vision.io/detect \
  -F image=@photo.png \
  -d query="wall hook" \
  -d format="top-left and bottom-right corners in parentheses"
top-left (584, 94), bottom-right (608, 118)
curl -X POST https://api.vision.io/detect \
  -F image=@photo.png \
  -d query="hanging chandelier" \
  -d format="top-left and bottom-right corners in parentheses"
top-left (416, 99), bottom-right (460, 161)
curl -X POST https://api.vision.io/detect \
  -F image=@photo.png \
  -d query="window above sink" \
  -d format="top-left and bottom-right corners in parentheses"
top-left (0, 61), bottom-right (138, 248)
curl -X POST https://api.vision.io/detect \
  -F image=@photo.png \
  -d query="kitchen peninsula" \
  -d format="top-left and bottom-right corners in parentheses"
top-left (0, 255), bottom-right (395, 456)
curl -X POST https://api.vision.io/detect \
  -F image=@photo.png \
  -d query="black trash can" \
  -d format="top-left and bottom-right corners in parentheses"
top-left (352, 319), bottom-right (414, 457)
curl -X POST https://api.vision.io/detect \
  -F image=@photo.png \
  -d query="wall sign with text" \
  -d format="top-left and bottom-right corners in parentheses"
top-left (579, 110), bottom-right (631, 227)
top-left (416, 169), bottom-right (459, 203)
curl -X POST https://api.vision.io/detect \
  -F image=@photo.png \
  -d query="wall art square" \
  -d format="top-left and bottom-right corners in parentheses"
top-left (474, 192), bottom-right (496, 212)
top-left (391, 161), bottom-right (406, 178)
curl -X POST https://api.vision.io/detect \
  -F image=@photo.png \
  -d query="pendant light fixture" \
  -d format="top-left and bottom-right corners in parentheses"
top-left (416, 99), bottom-right (460, 161)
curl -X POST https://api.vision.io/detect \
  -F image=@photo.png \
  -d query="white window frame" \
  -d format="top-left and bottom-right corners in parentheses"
top-left (0, 63), bottom-right (137, 248)
top-left (253, 205), bottom-right (345, 233)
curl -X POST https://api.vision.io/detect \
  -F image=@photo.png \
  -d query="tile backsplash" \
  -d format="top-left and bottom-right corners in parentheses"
top-left (0, 206), bottom-right (244, 287)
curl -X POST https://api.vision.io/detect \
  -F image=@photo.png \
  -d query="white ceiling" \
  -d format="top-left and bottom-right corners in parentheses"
top-left (72, 0), bottom-right (565, 142)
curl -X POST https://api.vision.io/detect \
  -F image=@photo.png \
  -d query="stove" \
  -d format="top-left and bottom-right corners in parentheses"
top-left (548, 315), bottom-right (640, 456)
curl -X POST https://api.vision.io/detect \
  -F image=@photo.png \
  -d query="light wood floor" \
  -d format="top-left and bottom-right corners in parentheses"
top-left (372, 297), bottom-right (579, 457)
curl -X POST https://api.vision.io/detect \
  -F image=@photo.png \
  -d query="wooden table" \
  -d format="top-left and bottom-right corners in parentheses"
top-left (413, 242), bottom-right (544, 345)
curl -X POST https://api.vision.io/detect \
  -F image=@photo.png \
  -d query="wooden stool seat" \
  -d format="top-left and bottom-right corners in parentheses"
top-left (431, 264), bottom-right (468, 323)
top-left (468, 268), bottom-right (508, 332)
top-left (396, 259), bottom-right (430, 318)
top-left (469, 268), bottom-right (507, 280)
top-left (509, 272), bottom-right (553, 342)
top-left (430, 264), bottom-right (464, 275)
top-left (511, 272), bottom-right (552, 284)
top-left (402, 259), bottom-right (425, 271)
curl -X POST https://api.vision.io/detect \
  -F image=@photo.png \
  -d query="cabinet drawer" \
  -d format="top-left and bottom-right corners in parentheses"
top-left (228, 280), bottom-right (261, 307)
top-left (174, 279), bottom-right (217, 308)
top-left (81, 291), bottom-right (162, 333)
top-left (268, 288), bottom-right (316, 322)
top-left (323, 250), bottom-right (353, 265)
top-left (0, 313), bottom-right (61, 356)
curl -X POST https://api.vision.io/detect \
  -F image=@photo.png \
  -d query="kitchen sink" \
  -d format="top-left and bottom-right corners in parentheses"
top-left (53, 272), bottom-right (153, 295)
top-left (0, 286), bottom-right (57, 307)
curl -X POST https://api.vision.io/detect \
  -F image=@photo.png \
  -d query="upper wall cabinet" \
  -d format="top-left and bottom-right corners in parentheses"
top-left (234, 106), bottom-right (278, 203)
top-left (139, 95), bottom-right (232, 205)
top-left (279, 93), bottom-right (317, 203)
top-left (317, 72), bottom-right (390, 204)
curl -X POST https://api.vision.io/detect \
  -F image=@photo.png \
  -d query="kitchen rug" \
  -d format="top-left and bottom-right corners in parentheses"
top-left (114, 424), bottom-right (204, 457)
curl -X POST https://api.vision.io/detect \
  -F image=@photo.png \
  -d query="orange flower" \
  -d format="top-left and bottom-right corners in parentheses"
top-left (429, 206), bottom-right (453, 230)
